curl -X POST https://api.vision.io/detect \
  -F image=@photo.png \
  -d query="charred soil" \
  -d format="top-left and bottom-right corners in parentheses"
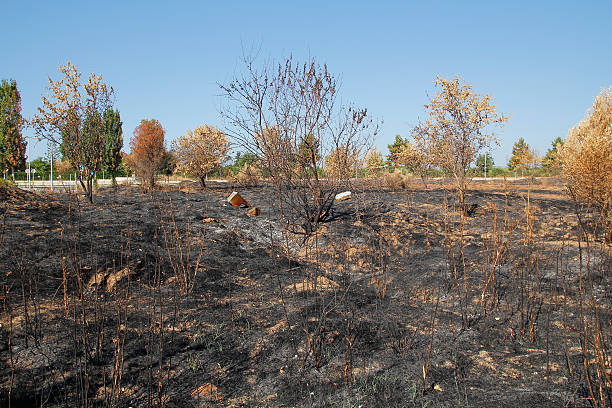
top-left (0, 179), bottom-right (610, 407)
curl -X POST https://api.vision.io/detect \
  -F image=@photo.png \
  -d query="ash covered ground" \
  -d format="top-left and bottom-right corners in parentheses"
top-left (0, 179), bottom-right (609, 407)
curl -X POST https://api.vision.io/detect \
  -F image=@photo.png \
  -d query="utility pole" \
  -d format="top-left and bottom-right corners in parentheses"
top-left (47, 139), bottom-right (61, 192)
top-left (50, 142), bottom-right (54, 191)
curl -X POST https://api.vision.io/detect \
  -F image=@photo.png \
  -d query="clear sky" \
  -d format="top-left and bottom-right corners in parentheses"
top-left (4, 0), bottom-right (611, 166)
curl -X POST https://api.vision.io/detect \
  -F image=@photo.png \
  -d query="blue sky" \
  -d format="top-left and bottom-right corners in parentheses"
top-left (4, 0), bottom-right (611, 166)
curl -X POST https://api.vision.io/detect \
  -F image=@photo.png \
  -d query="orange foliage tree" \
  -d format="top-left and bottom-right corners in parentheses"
top-left (129, 119), bottom-right (166, 188)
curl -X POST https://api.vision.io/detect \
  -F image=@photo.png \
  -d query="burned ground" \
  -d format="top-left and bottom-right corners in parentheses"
top-left (0, 179), bottom-right (610, 407)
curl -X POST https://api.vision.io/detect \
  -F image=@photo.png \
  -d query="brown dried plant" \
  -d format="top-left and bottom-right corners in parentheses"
top-left (560, 87), bottom-right (612, 223)
top-left (324, 144), bottom-right (359, 180)
top-left (396, 137), bottom-right (429, 186)
top-left (234, 162), bottom-right (261, 187)
top-left (364, 147), bottom-right (384, 177)
top-left (129, 119), bottom-right (166, 189)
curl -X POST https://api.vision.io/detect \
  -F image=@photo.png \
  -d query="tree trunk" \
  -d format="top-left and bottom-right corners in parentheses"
top-left (78, 175), bottom-right (93, 203)
top-left (88, 177), bottom-right (93, 203)
top-left (419, 175), bottom-right (428, 189)
top-left (200, 176), bottom-right (206, 188)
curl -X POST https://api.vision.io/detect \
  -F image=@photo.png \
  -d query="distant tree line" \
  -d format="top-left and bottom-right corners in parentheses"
top-left (1, 60), bottom-right (609, 225)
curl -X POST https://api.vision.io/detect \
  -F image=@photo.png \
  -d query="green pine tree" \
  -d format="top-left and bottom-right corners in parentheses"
top-left (542, 137), bottom-right (563, 174)
top-left (0, 79), bottom-right (26, 176)
top-left (508, 137), bottom-right (529, 171)
top-left (476, 152), bottom-right (494, 174)
top-left (386, 135), bottom-right (408, 167)
top-left (102, 108), bottom-right (123, 184)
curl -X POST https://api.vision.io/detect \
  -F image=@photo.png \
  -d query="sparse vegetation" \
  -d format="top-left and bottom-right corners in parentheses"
top-left (412, 75), bottom-right (509, 210)
top-left (2, 51), bottom-right (611, 408)
top-left (220, 56), bottom-right (377, 235)
top-left (1, 176), bottom-right (610, 407)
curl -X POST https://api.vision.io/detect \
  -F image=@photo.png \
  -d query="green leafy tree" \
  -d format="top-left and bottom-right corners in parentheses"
top-left (228, 152), bottom-right (260, 175)
top-left (542, 137), bottom-right (563, 174)
top-left (30, 157), bottom-right (51, 177)
top-left (33, 61), bottom-right (114, 203)
top-left (102, 108), bottom-right (123, 184)
top-left (59, 110), bottom-right (105, 195)
top-left (0, 79), bottom-right (26, 175)
top-left (386, 135), bottom-right (407, 167)
top-left (476, 153), bottom-right (494, 174)
top-left (159, 150), bottom-right (176, 181)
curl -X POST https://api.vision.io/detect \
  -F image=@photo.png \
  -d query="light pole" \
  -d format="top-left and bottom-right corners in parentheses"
top-left (24, 136), bottom-right (41, 190)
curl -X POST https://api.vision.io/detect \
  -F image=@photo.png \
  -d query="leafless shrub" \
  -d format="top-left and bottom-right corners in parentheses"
top-left (155, 194), bottom-right (204, 295)
top-left (220, 54), bottom-right (377, 236)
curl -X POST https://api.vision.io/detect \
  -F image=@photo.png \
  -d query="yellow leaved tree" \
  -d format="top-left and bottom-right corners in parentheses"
top-left (414, 76), bottom-right (508, 210)
top-left (172, 125), bottom-right (231, 188)
top-left (365, 147), bottom-right (384, 177)
top-left (396, 138), bottom-right (429, 186)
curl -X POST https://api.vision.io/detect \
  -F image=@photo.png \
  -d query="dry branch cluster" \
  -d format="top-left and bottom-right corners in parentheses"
top-left (221, 56), bottom-right (377, 234)
top-left (561, 87), bottom-right (612, 218)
